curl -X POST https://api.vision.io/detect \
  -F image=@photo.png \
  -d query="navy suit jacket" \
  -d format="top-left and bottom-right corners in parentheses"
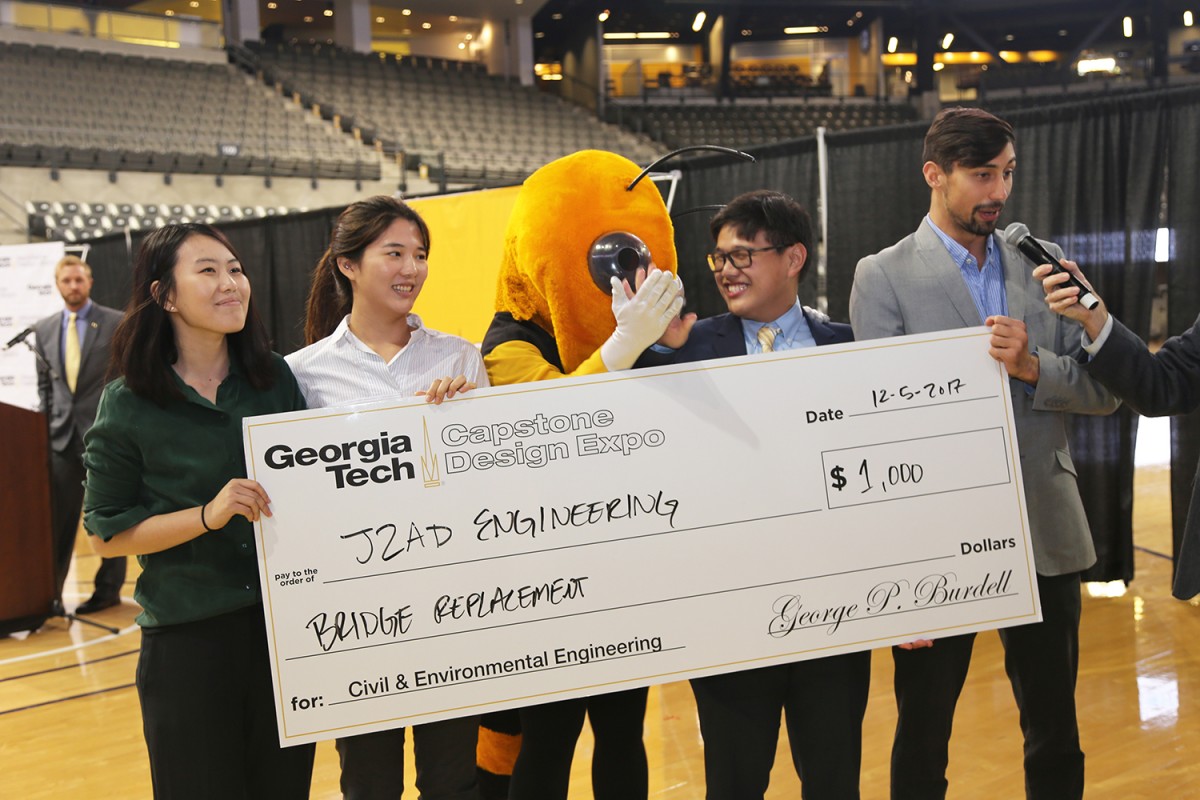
top-left (640, 307), bottom-right (853, 368)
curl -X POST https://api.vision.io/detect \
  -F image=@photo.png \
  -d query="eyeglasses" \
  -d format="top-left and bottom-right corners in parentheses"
top-left (707, 244), bottom-right (794, 272)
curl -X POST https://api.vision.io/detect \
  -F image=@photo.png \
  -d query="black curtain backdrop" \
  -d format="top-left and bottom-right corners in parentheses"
top-left (72, 86), bottom-right (1200, 585)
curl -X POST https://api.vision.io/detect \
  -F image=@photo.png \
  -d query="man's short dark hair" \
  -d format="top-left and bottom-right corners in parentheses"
top-left (922, 107), bottom-right (1015, 173)
top-left (708, 189), bottom-right (814, 255)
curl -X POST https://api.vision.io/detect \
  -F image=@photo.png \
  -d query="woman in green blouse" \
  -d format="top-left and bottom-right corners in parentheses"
top-left (82, 223), bottom-right (314, 798)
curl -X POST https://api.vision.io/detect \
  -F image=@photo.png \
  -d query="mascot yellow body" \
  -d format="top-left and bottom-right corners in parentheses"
top-left (475, 149), bottom-right (678, 799)
top-left (481, 149), bottom-right (677, 382)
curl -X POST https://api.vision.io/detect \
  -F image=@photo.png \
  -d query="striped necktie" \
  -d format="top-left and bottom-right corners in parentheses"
top-left (65, 312), bottom-right (81, 393)
top-left (757, 324), bottom-right (779, 353)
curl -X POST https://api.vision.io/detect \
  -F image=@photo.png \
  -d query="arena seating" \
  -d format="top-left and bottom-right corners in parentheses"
top-left (0, 40), bottom-right (379, 181)
top-left (610, 101), bottom-right (917, 151)
top-left (247, 42), bottom-right (666, 183)
top-left (25, 200), bottom-right (301, 242)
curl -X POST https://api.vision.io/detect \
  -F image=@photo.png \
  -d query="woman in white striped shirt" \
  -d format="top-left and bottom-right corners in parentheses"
top-left (286, 196), bottom-right (486, 800)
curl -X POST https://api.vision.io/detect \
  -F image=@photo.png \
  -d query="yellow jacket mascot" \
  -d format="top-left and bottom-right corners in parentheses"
top-left (475, 149), bottom-right (686, 800)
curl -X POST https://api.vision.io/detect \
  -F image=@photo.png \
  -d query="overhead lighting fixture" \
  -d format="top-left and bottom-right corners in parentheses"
top-left (741, 29), bottom-right (752, 36)
top-left (449, 15), bottom-right (458, 22)
top-left (465, 33), bottom-right (473, 41)
top-left (375, 16), bottom-right (384, 23)
top-left (603, 32), bottom-right (637, 39)
top-left (1005, 34), bottom-right (1015, 41)
top-left (457, 42), bottom-right (466, 49)
top-left (598, 10), bottom-right (609, 22)
top-left (552, 13), bottom-right (563, 20)
top-left (887, 36), bottom-right (898, 53)
top-left (941, 32), bottom-right (954, 49)
top-left (932, 62), bottom-right (945, 71)
top-left (402, 9), bottom-right (411, 16)
top-left (1123, 16), bottom-right (1133, 37)
top-left (1078, 57), bottom-right (1117, 75)
top-left (785, 26), bottom-right (826, 35)
top-left (164, 8), bottom-right (174, 15)
top-left (267, 2), bottom-right (277, 8)
top-left (323, 8), bottom-right (333, 17)
top-left (422, 21), bottom-right (432, 29)
top-left (638, 32), bottom-right (671, 39)
top-left (303, 15), bottom-right (313, 23)
top-left (692, 11), bottom-right (706, 32)
top-left (1187, 11), bottom-right (1195, 27)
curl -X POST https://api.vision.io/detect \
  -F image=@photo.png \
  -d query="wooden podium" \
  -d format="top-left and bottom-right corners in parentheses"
top-left (0, 401), bottom-right (54, 633)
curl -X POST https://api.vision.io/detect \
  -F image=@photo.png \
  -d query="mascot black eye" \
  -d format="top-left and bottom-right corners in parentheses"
top-left (588, 231), bottom-right (652, 292)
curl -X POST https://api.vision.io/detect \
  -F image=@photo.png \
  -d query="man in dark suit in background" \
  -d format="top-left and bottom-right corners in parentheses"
top-left (32, 254), bottom-right (126, 615)
top-left (642, 190), bottom-right (868, 799)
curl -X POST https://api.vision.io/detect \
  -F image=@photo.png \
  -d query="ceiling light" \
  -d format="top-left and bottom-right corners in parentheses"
top-left (449, 15), bottom-right (458, 22)
top-left (785, 26), bottom-right (826, 35)
top-left (402, 9), bottom-right (411, 16)
top-left (422, 22), bottom-right (431, 29)
top-left (932, 62), bottom-right (945, 71)
top-left (375, 16), bottom-right (384, 23)
top-left (692, 11), bottom-right (706, 32)
top-left (303, 15), bottom-right (313, 23)
top-left (535, 31), bottom-right (544, 38)
top-left (603, 32), bottom-right (637, 39)
top-left (941, 32), bottom-right (954, 49)
top-left (1186, 11), bottom-right (1195, 26)
top-left (1005, 34), bottom-right (1014, 41)
top-left (741, 29), bottom-right (752, 36)
top-left (165, 8), bottom-right (174, 15)
top-left (267, 1), bottom-right (276, 8)
top-left (323, 8), bottom-right (333, 17)
top-left (1123, 16), bottom-right (1133, 37)
top-left (598, 10), bottom-right (609, 22)
top-left (637, 32), bottom-right (671, 39)
top-left (1059, 29), bottom-right (1068, 36)
top-left (887, 36), bottom-right (897, 53)
top-left (552, 13), bottom-right (562, 20)
top-left (465, 33), bottom-right (473, 41)
top-left (458, 42), bottom-right (466, 49)
top-left (189, 1), bottom-right (198, 7)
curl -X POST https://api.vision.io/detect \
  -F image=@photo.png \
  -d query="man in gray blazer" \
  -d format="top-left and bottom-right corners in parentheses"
top-left (32, 255), bottom-right (126, 615)
top-left (849, 107), bottom-right (1119, 800)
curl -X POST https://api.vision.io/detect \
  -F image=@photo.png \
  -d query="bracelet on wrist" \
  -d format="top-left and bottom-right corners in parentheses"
top-left (200, 502), bottom-right (216, 532)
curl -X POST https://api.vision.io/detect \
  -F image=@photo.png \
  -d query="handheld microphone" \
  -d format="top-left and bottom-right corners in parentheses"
top-left (1003, 222), bottom-right (1099, 311)
top-left (3, 327), bottom-right (34, 350)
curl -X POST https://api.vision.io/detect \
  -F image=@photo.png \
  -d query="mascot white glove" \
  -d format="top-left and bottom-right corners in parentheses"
top-left (599, 268), bottom-right (685, 371)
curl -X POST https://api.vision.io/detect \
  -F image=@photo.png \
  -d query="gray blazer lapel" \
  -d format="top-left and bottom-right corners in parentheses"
top-left (1000, 239), bottom-right (1028, 323)
top-left (914, 223), bottom-right (982, 327)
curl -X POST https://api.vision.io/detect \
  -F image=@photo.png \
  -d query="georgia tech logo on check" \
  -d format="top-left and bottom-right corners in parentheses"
top-left (263, 430), bottom-right (419, 489)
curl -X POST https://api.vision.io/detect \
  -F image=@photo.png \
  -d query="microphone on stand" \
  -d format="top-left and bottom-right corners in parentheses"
top-left (3, 327), bottom-right (34, 350)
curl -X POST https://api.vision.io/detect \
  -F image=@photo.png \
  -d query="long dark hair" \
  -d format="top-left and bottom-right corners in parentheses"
top-left (110, 223), bottom-right (276, 405)
top-left (303, 196), bottom-right (432, 345)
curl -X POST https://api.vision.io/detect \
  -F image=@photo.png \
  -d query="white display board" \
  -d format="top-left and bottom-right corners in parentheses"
top-left (244, 328), bottom-right (1038, 746)
top-left (0, 241), bottom-right (66, 409)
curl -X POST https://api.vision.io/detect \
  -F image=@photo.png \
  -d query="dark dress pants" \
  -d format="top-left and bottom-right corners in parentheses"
top-left (509, 687), bottom-right (649, 800)
top-left (890, 572), bottom-right (1084, 800)
top-left (51, 436), bottom-right (126, 598)
top-left (335, 715), bottom-right (480, 800)
top-left (136, 605), bottom-right (315, 799)
top-left (692, 651), bottom-right (871, 800)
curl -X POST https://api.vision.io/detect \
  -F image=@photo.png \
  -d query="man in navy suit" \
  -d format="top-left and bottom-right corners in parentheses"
top-left (31, 255), bottom-right (126, 615)
top-left (642, 190), bottom-right (866, 799)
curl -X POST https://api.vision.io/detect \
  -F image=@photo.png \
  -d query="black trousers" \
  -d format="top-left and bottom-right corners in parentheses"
top-left (335, 715), bottom-right (480, 800)
top-left (51, 435), bottom-right (125, 599)
top-left (136, 605), bottom-right (314, 799)
top-left (509, 688), bottom-right (649, 800)
top-left (691, 651), bottom-right (871, 800)
top-left (890, 572), bottom-right (1084, 800)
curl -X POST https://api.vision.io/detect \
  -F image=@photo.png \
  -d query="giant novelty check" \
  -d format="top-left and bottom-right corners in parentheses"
top-left (245, 327), bottom-right (1038, 746)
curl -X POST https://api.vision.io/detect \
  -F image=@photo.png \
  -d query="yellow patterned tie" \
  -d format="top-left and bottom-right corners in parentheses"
top-left (757, 324), bottom-right (779, 353)
top-left (65, 312), bottom-right (80, 393)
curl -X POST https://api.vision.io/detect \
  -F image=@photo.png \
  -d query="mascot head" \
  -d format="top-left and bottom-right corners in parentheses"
top-left (495, 149), bottom-right (677, 374)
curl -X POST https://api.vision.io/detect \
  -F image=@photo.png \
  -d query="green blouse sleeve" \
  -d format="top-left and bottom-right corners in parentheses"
top-left (82, 382), bottom-right (153, 541)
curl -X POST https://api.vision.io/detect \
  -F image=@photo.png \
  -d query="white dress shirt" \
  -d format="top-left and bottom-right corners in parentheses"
top-left (286, 314), bottom-right (489, 408)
